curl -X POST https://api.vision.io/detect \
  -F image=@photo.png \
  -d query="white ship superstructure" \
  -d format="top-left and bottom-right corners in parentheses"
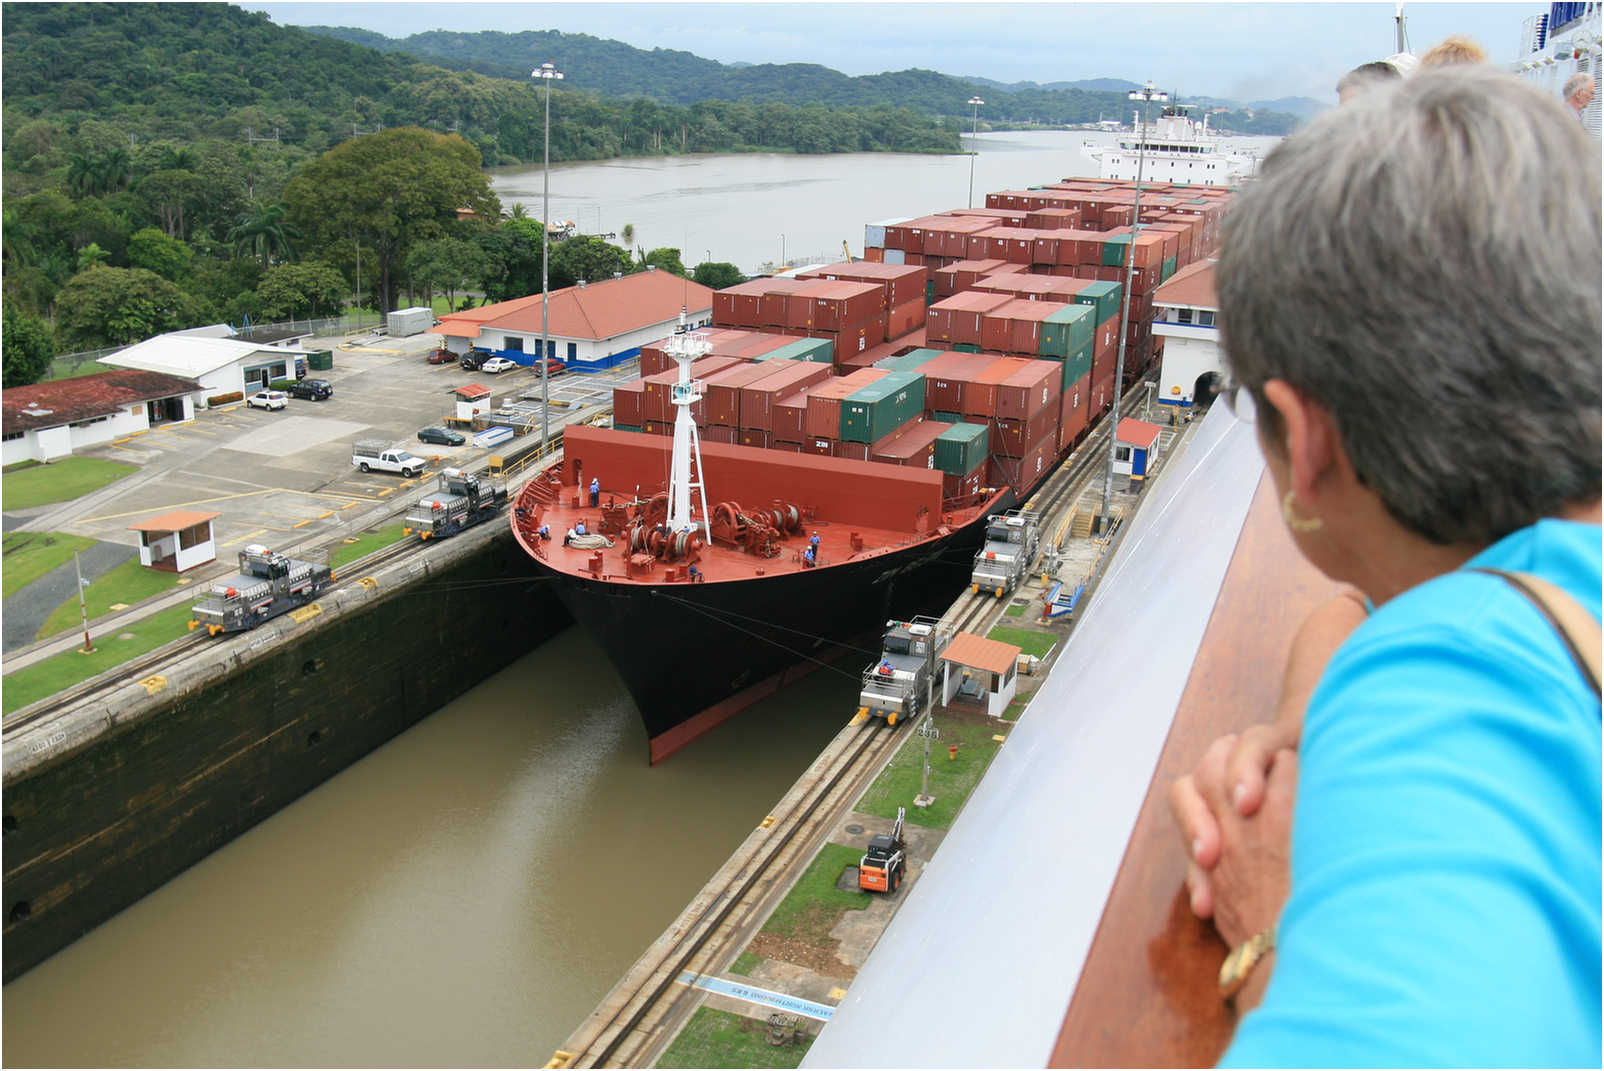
top-left (1088, 105), bottom-right (1257, 186)
top-left (1515, 2), bottom-right (1601, 137)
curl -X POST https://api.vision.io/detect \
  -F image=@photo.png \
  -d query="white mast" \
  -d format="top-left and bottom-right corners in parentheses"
top-left (661, 307), bottom-right (712, 537)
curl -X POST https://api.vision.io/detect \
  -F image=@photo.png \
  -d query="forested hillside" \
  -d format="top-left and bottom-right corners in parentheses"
top-left (304, 24), bottom-right (1303, 135)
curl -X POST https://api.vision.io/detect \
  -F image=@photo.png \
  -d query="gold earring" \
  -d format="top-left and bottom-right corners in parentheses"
top-left (1281, 490), bottom-right (1324, 533)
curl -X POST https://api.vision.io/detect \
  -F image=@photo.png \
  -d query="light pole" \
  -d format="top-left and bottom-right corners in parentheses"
top-left (780, 233), bottom-right (785, 270)
top-left (966, 96), bottom-right (985, 208)
top-left (532, 61), bottom-right (564, 449)
top-left (1098, 81), bottom-right (1167, 533)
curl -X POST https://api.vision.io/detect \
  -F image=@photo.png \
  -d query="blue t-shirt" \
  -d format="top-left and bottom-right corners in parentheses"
top-left (1223, 519), bottom-right (1602, 1068)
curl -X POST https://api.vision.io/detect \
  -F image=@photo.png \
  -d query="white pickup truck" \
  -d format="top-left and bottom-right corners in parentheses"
top-left (352, 439), bottom-right (426, 477)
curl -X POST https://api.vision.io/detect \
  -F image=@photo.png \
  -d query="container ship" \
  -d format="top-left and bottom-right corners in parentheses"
top-left (511, 177), bottom-right (1232, 761)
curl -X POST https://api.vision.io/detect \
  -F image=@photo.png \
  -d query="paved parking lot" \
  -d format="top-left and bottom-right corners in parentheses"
top-left (26, 332), bottom-right (629, 562)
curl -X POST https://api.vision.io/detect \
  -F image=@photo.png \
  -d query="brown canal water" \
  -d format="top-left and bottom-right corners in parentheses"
top-left (2, 625), bottom-right (859, 1067)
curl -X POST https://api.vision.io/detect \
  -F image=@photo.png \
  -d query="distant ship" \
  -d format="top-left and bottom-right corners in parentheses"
top-left (1084, 104), bottom-right (1258, 186)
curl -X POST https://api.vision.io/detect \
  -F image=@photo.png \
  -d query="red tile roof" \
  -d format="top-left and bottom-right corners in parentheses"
top-left (128, 509), bottom-right (220, 532)
top-left (431, 270), bottom-right (714, 344)
top-left (2, 370), bottom-right (201, 434)
top-left (941, 631), bottom-right (1023, 675)
top-left (454, 383), bottom-right (492, 400)
top-left (1152, 258), bottom-right (1217, 309)
top-left (1117, 418), bottom-right (1163, 449)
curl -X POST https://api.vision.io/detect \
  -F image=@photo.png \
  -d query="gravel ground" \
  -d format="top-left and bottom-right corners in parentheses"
top-left (3, 541), bottom-right (136, 653)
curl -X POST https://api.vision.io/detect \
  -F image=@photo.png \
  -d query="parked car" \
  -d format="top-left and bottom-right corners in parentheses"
top-left (246, 390), bottom-right (287, 411)
top-left (285, 379), bottom-right (333, 400)
top-left (480, 356), bottom-right (518, 374)
top-left (417, 426), bottom-right (466, 447)
top-left (535, 358), bottom-right (567, 375)
top-left (426, 348), bottom-right (457, 365)
top-left (459, 349), bottom-right (491, 371)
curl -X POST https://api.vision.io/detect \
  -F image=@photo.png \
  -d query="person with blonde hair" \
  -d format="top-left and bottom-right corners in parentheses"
top-left (1565, 72), bottom-right (1596, 118)
top-left (1418, 34), bottom-right (1488, 67)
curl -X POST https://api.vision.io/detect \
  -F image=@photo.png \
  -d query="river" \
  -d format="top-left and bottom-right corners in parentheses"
top-left (3, 130), bottom-right (1277, 1067)
top-left (487, 129), bottom-right (1278, 274)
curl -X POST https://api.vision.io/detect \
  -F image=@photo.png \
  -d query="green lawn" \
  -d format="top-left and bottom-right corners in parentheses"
top-left (1001, 695), bottom-right (1030, 722)
top-left (656, 1007), bottom-right (814, 1069)
top-left (2, 603), bottom-right (195, 715)
top-left (855, 719), bottom-right (1007, 830)
top-left (986, 625), bottom-right (1057, 660)
top-left (331, 525), bottom-right (408, 571)
top-left (1003, 601), bottom-right (1026, 618)
top-left (37, 558), bottom-right (181, 639)
top-left (760, 843), bottom-right (871, 942)
top-left (728, 951), bottom-right (763, 977)
top-left (2, 531), bottom-right (96, 598)
top-left (2, 456), bottom-right (137, 509)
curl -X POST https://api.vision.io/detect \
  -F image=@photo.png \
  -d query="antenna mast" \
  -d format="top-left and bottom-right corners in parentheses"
top-left (661, 307), bottom-right (712, 539)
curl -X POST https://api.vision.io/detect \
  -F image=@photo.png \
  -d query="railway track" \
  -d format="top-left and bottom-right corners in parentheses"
top-left (1, 532), bottom-right (430, 741)
top-left (560, 716), bottom-right (904, 1068)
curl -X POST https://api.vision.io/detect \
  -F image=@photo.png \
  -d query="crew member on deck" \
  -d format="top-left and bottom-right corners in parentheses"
top-left (589, 477), bottom-right (600, 507)
top-left (803, 545), bottom-right (817, 568)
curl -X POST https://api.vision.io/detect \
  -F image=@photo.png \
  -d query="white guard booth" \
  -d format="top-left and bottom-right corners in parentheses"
top-left (128, 509), bottom-right (220, 573)
top-left (939, 632), bottom-right (1022, 718)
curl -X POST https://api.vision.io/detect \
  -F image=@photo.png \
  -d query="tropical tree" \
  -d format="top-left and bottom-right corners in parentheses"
top-left (639, 247), bottom-right (687, 277)
top-left (547, 235), bottom-right (633, 291)
top-left (691, 261), bottom-right (745, 290)
top-left (255, 262), bottom-right (348, 319)
top-left (54, 266), bottom-right (207, 350)
top-left (127, 227), bottom-right (194, 281)
top-left (476, 217), bottom-right (545, 304)
top-left (620, 222), bottom-right (635, 256)
top-left (75, 243), bottom-right (110, 271)
top-left (227, 201), bottom-right (300, 265)
top-left (283, 128), bottom-right (500, 314)
top-left (406, 237), bottom-right (490, 312)
top-left (138, 168), bottom-right (207, 240)
top-left (2, 304), bottom-right (56, 387)
top-left (65, 152), bottom-right (98, 197)
top-left (94, 146), bottom-right (133, 194)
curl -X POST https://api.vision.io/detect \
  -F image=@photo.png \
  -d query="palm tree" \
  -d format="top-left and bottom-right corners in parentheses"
top-left (66, 152), bottom-right (97, 196)
top-left (227, 202), bottom-right (301, 265)
top-left (75, 243), bottom-right (110, 271)
top-left (95, 147), bottom-right (132, 194)
top-left (505, 203), bottom-right (529, 221)
top-left (157, 145), bottom-right (197, 172)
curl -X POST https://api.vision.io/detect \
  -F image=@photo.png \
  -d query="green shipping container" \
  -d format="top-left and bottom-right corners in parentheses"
top-left (875, 347), bottom-right (946, 372)
top-left (840, 371), bottom-right (927, 443)
top-left (1073, 280), bottom-right (1123, 325)
top-left (1039, 304), bottom-right (1095, 358)
top-left (307, 349), bottom-right (334, 371)
top-left (934, 423), bottom-right (989, 477)
top-left (932, 410), bottom-right (965, 424)
top-left (765, 337), bottom-right (834, 363)
top-left (925, 280), bottom-right (937, 306)
top-left (1064, 340), bottom-right (1093, 386)
top-left (1161, 255), bottom-right (1178, 281)
top-left (613, 423), bottom-right (643, 433)
top-left (1101, 233), bottom-right (1133, 267)
top-left (954, 342), bottom-right (981, 354)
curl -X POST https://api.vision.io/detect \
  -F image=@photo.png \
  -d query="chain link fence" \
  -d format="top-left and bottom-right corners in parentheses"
top-left (43, 312), bottom-right (389, 382)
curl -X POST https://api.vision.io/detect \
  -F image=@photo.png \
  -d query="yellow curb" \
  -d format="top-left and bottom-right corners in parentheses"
top-left (292, 519), bottom-right (312, 528)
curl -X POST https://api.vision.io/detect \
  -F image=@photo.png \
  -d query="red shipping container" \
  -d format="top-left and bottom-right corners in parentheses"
top-left (995, 357), bottom-right (1062, 421)
top-left (920, 352), bottom-right (1003, 412)
top-left (1057, 372), bottom-right (1091, 451)
top-left (804, 437), bottom-right (836, 457)
top-left (862, 246), bottom-right (884, 262)
top-left (1093, 336), bottom-right (1118, 387)
top-left (701, 424), bottom-right (736, 444)
top-left (612, 379), bottom-right (646, 427)
top-left (987, 434), bottom-right (1057, 492)
top-left (738, 361), bottom-right (832, 432)
top-left (642, 355), bottom-right (743, 422)
top-left (737, 428), bottom-right (770, 450)
top-left (962, 357), bottom-right (1022, 419)
top-left (760, 279), bottom-right (811, 327)
top-left (835, 440), bottom-right (871, 462)
top-left (928, 291), bottom-right (1012, 347)
top-left (703, 361), bottom-right (791, 426)
top-left (770, 439), bottom-right (805, 453)
top-left (774, 390), bottom-right (811, 441)
top-left (980, 308), bottom-right (1015, 354)
top-left (993, 403), bottom-right (1058, 457)
top-left (873, 419), bottom-right (947, 468)
top-left (942, 463), bottom-right (986, 504)
top-left (886, 297), bottom-right (926, 341)
top-left (643, 420), bottom-right (672, 436)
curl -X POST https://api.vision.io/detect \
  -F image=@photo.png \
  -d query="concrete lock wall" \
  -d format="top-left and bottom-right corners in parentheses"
top-left (1, 531), bottom-right (569, 983)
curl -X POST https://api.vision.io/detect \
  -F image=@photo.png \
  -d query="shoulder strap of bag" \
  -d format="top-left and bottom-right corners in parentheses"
top-left (1472, 567), bottom-right (1602, 697)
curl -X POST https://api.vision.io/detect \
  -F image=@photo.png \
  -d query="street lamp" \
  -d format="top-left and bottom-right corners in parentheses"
top-left (1098, 80), bottom-right (1168, 534)
top-left (532, 61), bottom-right (564, 448)
top-left (966, 96), bottom-right (985, 209)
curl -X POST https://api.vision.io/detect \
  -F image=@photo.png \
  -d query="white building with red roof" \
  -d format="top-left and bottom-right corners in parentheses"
top-left (2, 369), bottom-right (201, 464)
top-left (1151, 258), bottom-right (1223, 410)
top-left (1114, 417), bottom-right (1164, 481)
top-left (430, 267), bottom-right (714, 372)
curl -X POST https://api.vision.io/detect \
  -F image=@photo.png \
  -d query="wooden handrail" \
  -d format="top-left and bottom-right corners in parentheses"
top-left (1049, 473), bottom-right (1345, 1068)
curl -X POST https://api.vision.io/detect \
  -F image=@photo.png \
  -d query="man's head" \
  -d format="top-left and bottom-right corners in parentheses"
top-left (1336, 61), bottom-right (1402, 105)
top-left (1564, 73), bottom-right (1595, 114)
top-left (1417, 35), bottom-right (1488, 69)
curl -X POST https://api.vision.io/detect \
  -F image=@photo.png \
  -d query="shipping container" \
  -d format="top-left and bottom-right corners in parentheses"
top-left (934, 421), bottom-right (989, 477)
top-left (701, 424), bottom-right (736, 445)
top-left (642, 355), bottom-right (743, 422)
top-left (869, 418), bottom-right (946, 469)
top-left (927, 291), bottom-right (1013, 347)
top-left (865, 216), bottom-right (911, 251)
top-left (774, 390), bottom-right (811, 441)
top-left (920, 352), bottom-right (1006, 412)
top-left (737, 428), bottom-right (770, 450)
top-left (875, 347), bottom-right (947, 372)
top-left (765, 336), bottom-right (834, 364)
top-left (613, 379), bottom-right (646, 427)
top-left (804, 368), bottom-right (887, 440)
top-left (942, 462), bottom-right (987, 505)
top-left (993, 403), bottom-right (1058, 457)
top-left (736, 361), bottom-right (833, 432)
top-left (995, 357), bottom-right (1062, 422)
top-left (1041, 303), bottom-right (1095, 359)
top-left (1057, 372), bottom-right (1091, 451)
top-left (961, 357), bottom-right (1023, 419)
top-left (840, 370), bottom-right (927, 443)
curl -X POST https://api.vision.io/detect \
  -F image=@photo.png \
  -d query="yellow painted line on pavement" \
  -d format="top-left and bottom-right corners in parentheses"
top-left (221, 529), bottom-right (268, 548)
top-left (376, 487), bottom-right (395, 497)
top-left (340, 501), bottom-right (363, 509)
top-left (318, 511), bottom-right (334, 519)
top-left (78, 487), bottom-right (382, 523)
top-left (291, 519), bottom-right (313, 528)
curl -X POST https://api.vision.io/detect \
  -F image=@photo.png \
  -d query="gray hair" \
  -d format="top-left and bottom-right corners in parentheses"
top-left (1218, 65), bottom-right (1601, 545)
top-left (1336, 61), bottom-right (1402, 100)
top-left (1564, 72), bottom-right (1594, 100)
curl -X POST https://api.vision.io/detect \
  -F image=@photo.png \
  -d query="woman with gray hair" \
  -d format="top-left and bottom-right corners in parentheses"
top-left (1169, 65), bottom-right (1600, 1065)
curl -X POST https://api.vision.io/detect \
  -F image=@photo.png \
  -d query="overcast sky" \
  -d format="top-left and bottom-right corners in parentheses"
top-left (244, 2), bottom-right (1542, 103)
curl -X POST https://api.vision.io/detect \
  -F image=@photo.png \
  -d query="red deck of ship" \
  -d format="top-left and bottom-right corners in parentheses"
top-left (514, 423), bottom-right (991, 583)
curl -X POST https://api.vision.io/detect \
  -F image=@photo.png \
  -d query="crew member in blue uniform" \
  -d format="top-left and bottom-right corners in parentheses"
top-left (803, 545), bottom-right (816, 568)
top-left (589, 476), bottom-right (600, 506)
top-left (810, 531), bottom-right (821, 553)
